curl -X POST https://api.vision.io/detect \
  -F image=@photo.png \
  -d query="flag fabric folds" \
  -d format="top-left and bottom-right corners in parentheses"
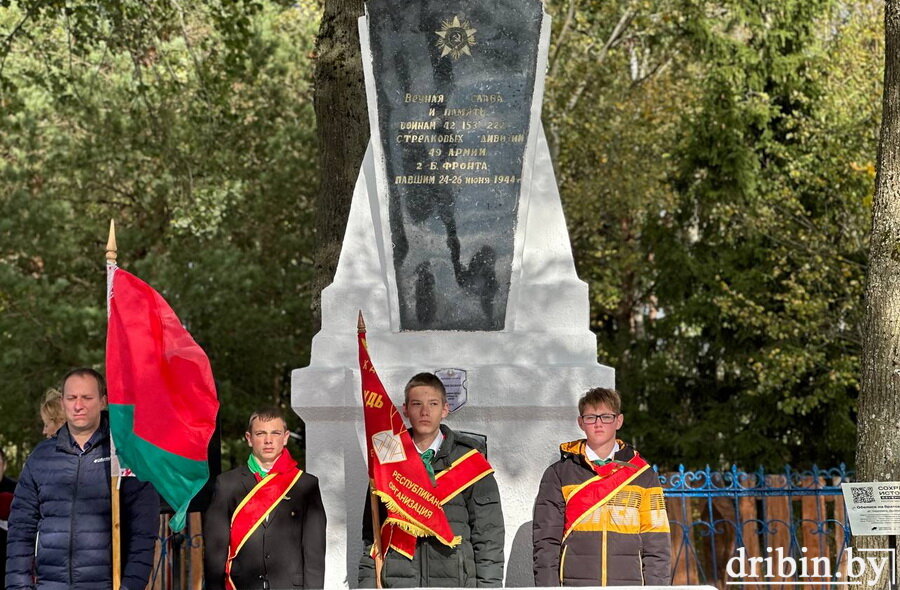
top-left (106, 267), bottom-right (219, 531)
top-left (358, 319), bottom-right (460, 557)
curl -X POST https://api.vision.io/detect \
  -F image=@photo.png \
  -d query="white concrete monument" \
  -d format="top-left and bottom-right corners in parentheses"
top-left (292, 0), bottom-right (613, 586)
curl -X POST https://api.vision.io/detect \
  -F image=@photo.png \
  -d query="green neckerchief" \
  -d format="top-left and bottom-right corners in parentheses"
top-left (421, 449), bottom-right (436, 483)
top-left (247, 453), bottom-right (269, 479)
top-left (592, 458), bottom-right (640, 469)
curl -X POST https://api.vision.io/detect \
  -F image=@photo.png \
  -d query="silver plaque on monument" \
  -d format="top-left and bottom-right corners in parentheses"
top-left (434, 367), bottom-right (468, 412)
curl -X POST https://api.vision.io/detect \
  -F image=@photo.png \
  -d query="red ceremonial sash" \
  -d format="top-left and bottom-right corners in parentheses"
top-left (562, 448), bottom-right (649, 541)
top-left (225, 449), bottom-right (304, 590)
top-left (375, 449), bottom-right (494, 559)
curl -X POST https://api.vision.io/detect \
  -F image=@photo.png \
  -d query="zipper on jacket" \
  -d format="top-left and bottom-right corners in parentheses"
top-left (601, 529), bottom-right (607, 586)
top-left (69, 449), bottom-right (84, 586)
top-left (559, 544), bottom-right (568, 585)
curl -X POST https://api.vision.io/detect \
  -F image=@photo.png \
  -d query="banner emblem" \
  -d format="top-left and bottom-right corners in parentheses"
top-left (372, 430), bottom-right (407, 464)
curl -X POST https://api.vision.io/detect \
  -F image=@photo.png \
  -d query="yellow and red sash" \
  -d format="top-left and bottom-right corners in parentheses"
top-left (562, 443), bottom-right (649, 540)
top-left (225, 449), bottom-right (304, 590)
top-left (375, 448), bottom-right (494, 559)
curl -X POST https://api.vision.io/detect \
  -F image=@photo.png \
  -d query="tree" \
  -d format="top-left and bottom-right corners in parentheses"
top-left (311, 0), bottom-right (368, 319)
top-left (854, 0), bottom-right (900, 585)
top-left (0, 1), bottom-right (322, 471)
top-left (545, 0), bottom-right (880, 469)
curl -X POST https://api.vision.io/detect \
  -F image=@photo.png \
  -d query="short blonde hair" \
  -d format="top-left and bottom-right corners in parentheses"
top-left (41, 388), bottom-right (65, 426)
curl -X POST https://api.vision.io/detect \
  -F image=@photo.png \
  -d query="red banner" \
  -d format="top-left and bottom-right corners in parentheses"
top-left (358, 318), bottom-right (460, 555)
top-left (379, 449), bottom-right (494, 558)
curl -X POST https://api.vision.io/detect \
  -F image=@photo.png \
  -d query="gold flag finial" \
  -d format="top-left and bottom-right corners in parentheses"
top-left (358, 310), bottom-right (366, 333)
top-left (106, 220), bottom-right (117, 265)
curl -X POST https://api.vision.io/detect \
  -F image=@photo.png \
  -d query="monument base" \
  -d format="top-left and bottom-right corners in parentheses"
top-left (294, 360), bottom-right (613, 588)
top-left (293, 135), bottom-right (613, 587)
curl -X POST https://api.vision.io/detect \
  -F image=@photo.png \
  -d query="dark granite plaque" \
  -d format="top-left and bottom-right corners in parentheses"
top-left (367, 0), bottom-right (543, 331)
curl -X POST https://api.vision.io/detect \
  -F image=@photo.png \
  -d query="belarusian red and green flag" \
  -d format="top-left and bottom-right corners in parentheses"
top-left (106, 266), bottom-right (219, 531)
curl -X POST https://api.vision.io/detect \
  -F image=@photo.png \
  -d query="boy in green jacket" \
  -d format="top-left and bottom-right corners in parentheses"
top-left (359, 372), bottom-right (505, 587)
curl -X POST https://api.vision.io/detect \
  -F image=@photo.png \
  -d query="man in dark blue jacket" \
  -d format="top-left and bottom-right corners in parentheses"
top-left (5, 368), bottom-right (160, 590)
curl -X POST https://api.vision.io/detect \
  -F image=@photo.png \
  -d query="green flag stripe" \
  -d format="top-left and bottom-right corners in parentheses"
top-left (109, 404), bottom-right (209, 531)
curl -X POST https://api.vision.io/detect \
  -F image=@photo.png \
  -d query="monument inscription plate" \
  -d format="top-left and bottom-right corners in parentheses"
top-left (434, 367), bottom-right (468, 412)
top-left (367, 0), bottom-right (543, 331)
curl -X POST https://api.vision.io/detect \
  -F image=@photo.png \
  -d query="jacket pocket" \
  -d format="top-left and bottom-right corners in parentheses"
top-left (473, 492), bottom-right (499, 506)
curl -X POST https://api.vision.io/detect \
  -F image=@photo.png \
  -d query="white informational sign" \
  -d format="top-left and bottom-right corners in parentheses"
top-left (842, 482), bottom-right (900, 535)
top-left (434, 368), bottom-right (468, 412)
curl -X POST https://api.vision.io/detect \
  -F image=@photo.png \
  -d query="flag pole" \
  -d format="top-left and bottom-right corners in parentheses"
top-left (369, 491), bottom-right (384, 589)
top-left (359, 312), bottom-right (384, 589)
top-left (106, 220), bottom-right (122, 590)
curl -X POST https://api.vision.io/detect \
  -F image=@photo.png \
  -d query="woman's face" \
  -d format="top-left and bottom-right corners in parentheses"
top-left (41, 411), bottom-right (63, 438)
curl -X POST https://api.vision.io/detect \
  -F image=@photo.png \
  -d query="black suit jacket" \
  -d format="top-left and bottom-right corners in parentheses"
top-left (203, 465), bottom-right (327, 590)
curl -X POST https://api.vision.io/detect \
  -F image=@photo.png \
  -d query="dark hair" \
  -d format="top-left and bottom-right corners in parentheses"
top-left (61, 367), bottom-right (106, 398)
top-left (246, 407), bottom-right (287, 433)
top-left (578, 387), bottom-right (622, 415)
top-left (0, 447), bottom-right (6, 462)
top-left (403, 372), bottom-right (447, 404)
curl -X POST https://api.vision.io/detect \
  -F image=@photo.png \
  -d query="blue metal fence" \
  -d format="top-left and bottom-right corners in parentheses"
top-left (147, 465), bottom-right (854, 589)
top-left (148, 514), bottom-right (204, 590)
top-left (659, 465), bottom-right (853, 589)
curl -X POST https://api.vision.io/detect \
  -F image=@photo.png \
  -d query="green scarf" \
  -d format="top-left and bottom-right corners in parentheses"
top-left (421, 449), bottom-right (436, 483)
top-left (247, 453), bottom-right (269, 479)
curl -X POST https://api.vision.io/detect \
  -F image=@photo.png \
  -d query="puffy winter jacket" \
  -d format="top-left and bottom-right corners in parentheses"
top-left (6, 416), bottom-right (160, 590)
top-left (359, 426), bottom-right (505, 587)
top-left (533, 439), bottom-right (671, 586)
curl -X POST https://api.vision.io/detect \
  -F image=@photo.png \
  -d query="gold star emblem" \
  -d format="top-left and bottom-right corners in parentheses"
top-left (435, 15), bottom-right (477, 60)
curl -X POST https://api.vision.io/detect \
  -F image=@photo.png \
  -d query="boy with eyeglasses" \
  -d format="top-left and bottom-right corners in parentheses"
top-left (532, 387), bottom-right (671, 586)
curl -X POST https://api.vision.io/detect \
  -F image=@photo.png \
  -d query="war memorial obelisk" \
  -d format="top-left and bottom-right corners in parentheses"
top-left (292, 0), bottom-right (613, 586)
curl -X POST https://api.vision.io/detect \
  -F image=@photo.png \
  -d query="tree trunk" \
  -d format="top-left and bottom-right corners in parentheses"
top-left (312, 0), bottom-right (369, 322)
top-left (854, 2), bottom-right (900, 588)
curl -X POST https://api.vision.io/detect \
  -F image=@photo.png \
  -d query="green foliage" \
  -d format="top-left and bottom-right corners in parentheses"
top-left (0, 0), bottom-right (321, 473)
top-left (546, 0), bottom-right (880, 469)
top-left (0, 0), bottom-right (884, 476)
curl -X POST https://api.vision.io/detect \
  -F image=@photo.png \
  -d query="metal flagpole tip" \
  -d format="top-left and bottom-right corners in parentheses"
top-left (106, 219), bottom-right (118, 264)
top-left (358, 310), bottom-right (366, 333)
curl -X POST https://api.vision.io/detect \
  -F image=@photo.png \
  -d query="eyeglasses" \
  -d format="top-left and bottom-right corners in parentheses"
top-left (580, 413), bottom-right (619, 424)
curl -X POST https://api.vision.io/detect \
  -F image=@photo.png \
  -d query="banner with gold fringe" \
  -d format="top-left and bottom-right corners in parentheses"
top-left (358, 313), bottom-right (460, 557)
top-left (377, 448), bottom-right (494, 558)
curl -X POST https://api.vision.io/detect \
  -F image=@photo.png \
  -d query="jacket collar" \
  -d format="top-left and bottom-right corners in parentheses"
top-left (433, 424), bottom-right (456, 468)
top-left (54, 412), bottom-right (110, 455)
top-left (559, 438), bottom-right (634, 468)
top-left (237, 464), bottom-right (258, 493)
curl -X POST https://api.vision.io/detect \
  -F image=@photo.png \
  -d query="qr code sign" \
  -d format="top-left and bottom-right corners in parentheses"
top-left (852, 487), bottom-right (876, 504)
